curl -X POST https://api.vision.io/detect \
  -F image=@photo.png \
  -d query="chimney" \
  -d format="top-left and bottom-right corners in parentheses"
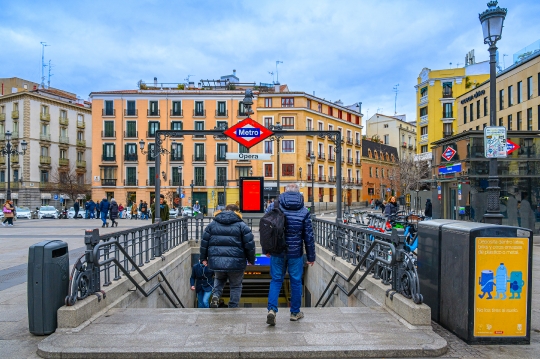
top-left (358, 102), bottom-right (362, 114)
top-left (233, 69), bottom-right (236, 77)
top-left (274, 82), bottom-right (280, 93)
top-left (154, 77), bottom-right (157, 87)
top-left (188, 82), bottom-right (194, 89)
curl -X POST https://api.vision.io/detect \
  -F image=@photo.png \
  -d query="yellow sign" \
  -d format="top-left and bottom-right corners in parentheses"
top-left (474, 237), bottom-right (529, 337)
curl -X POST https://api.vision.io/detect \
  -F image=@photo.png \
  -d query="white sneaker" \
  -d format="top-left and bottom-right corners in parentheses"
top-left (1, 223), bottom-right (5, 226)
top-left (8, 224), bottom-right (13, 226)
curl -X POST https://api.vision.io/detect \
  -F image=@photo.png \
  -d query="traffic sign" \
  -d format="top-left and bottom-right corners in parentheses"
top-left (442, 146), bottom-right (456, 161)
top-left (223, 118), bottom-right (274, 149)
top-left (53, 194), bottom-right (59, 200)
top-left (506, 139), bottom-right (520, 155)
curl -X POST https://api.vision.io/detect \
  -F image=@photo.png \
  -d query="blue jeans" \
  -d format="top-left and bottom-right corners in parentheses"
top-left (101, 212), bottom-right (107, 226)
top-left (267, 255), bottom-right (304, 314)
top-left (213, 271), bottom-right (244, 308)
top-left (197, 290), bottom-right (212, 308)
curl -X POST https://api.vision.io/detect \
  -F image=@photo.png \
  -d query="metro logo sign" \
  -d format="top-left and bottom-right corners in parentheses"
top-left (442, 146), bottom-right (456, 161)
top-left (224, 118), bottom-right (274, 149)
top-left (506, 139), bottom-right (520, 155)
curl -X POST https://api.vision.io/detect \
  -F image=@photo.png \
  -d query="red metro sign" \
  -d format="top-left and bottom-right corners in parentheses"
top-left (223, 118), bottom-right (274, 149)
top-left (441, 146), bottom-right (457, 161)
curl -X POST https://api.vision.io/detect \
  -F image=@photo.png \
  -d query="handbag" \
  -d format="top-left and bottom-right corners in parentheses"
top-left (3, 206), bottom-right (11, 213)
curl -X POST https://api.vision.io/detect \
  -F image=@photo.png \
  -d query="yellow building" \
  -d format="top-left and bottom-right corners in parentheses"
top-left (415, 62), bottom-right (489, 159)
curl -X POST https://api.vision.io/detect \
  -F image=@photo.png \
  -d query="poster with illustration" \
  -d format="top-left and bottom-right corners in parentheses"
top-left (474, 237), bottom-right (529, 337)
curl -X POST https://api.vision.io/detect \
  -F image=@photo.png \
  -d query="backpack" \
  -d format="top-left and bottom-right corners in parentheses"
top-left (259, 199), bottom-right (287, 254)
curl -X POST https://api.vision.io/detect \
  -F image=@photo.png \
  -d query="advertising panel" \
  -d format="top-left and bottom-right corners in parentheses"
top-left (239, 177), bottom-right (264, 213)
top-left (474, 237), bottom-right (529, 337)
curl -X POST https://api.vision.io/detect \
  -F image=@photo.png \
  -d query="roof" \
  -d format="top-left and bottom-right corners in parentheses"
top-left (361, 139), bottom-right (399, 160)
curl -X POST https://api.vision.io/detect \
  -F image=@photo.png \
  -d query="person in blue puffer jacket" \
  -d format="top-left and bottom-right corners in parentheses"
top-left (264, 183), bottom-right (315, 326)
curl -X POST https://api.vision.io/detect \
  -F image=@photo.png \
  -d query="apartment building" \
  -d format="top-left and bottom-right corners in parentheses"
top-left (0, 81), bottom-right (92, 208)
top-left (360, 139), bottom-right (399, 202)
top-left (366, 113), bottom-right (416, 161)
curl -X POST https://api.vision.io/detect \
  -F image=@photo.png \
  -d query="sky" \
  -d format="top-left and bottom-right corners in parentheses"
top-left (2, 0), bottom-right (540, 125)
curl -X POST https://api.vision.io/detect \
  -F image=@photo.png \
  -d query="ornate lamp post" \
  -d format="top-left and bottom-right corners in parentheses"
top-left (310, 153), bottom-right (315, 217)
top-left (0, 131), bottom-right (27, 200)
top-left (269, 122), bottom-right (283, 196)
top-left (177, 166), bottom-right (182, 209)
top-left (479, 0), bottom-right (507, 225)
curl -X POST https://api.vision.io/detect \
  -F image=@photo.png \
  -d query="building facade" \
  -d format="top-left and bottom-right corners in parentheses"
top-left (0, 86), bottom-right (92, 208)
top-left (360, 139), bottom-right (399, 202)
top-left (366, 113), bottom-right (416, 160)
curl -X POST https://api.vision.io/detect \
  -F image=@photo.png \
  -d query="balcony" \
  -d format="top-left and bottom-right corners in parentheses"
top-left (0, 113), bottom-right (5, 121)
top-left (124, 109), bottom-right (138, 117)
top-left (11, 131), bottom-right (19, 139)
top-left (215, 110), bottom-right (228, 117)
top-left (146, 179), bottom-right (156, 186)
top-left (442, 110), bottom-right (453, 119)
top-left (408, 144), bottom-right (414, 150)
top-left (102, 131), bottom-right (116, 138)
top-left (147, 110), bottom-right (160, 117)
top-left (124, 130), bottom-right (138, 138)
top-left (170, 109), bottom-right (183, 117)
top-left (102, 179), bottom-right (117, 186)
top-left (76, 160), bottom-right (86, 168)
top-left (305, 151), bottom-right (314, 160)
top-left (193, 155), bottom-right (207, 162)
top-left (307, 174), bottom-right (314, 181)
top-left (237, 110), bottom-right (247, 117)
top-left (214, 179), bottom-right (226, 186)
top-left (40, 156), bottom-right (51, 165)
top-left (318, 133), bottom-right (325, 139)
top-left (328, 176), bottom-right (336, 183)
top-left (306, 126), bottom-right (314, 135)
top-left (124, 179), bottom-right (138, 186)
top-left (0, 157), bottom-right (5, 164)
top-left (11, 110), bottom-right (19, 119)
top-left (355, 159), bottom-right (361, 166)
top-left (402, 142), bottom-right (407, 148)
top-left (194, 179), bottom-right (206, 187)
top-left (40, 112), bottom-right (49, 121)
top-left (420, 134), bottom-right (428, 143)
top-left (102, 155), bottom-right (116, 162)
top-left (40, 134), bottom-right (51, 141)
top-left (124, 153), bottom-right (138, 161)
top-left (59, 117), bottom-right (69, 126)
top-left (442, 89), bottom-right (453, 98)
top-left (355, 139), bottom-right (361, 146)
top-left (59, 158), bottom-right (69, 167)
top-left (147, 153), bottom-right (156, 161)
top-left (328, 154), bottom-right (335, 162)
top-left (346, 137), bottom-right (353, 145)
top-left (356, 178), bottom-right (362, 185)
top-left (318, 175), bottom-right (326, 182)
top-left (193, 134), bottom-right (206, 139)
top-left (0, 133), bottom-right (4, 141)
top-left (77, 140), bottom-right (86, 147)
top-left (215, 155), bottom-right (227, 162)
top-left (419, 95), bottom-right (428, 106)
top-left (317, 153), bottom-right (325, 160)
top-left (102, 109), bottom-right (116, 117)
top-left (419, 115), bottom-right (428, 126)
top-left (170, 179), bottom-right (184, 186)
top-left (193, 109), bottom-right (206, 117)
top-left (59, 136), bottom-right (69, 144)
top-left (443, 131), bottom-right (454, 138)
top-left (347, 157), bottom-right (353, 165)
top-left (170, 154), bottom-right (184, 161)
top-left (11, 155), bottom-right (19, 163)
top-left (77, 121), bottom-right (85, 129)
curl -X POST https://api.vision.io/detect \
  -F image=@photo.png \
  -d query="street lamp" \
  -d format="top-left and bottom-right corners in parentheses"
top-left (0, 131), bottom-right (27, 201)
top-left (310, 153), bottom-right (315, 217)
top-left (269, 122), bottom-right (283, 196)
top-left (177, 166), bottom-right (182, 209)
top-left (479, 0), bottom-right (507, 225)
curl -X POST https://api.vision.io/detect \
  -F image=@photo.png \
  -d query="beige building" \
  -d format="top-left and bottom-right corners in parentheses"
top-left (365, 114), bottom-right (416, 160)
top-left (0, 80), bottom-right (92, 208)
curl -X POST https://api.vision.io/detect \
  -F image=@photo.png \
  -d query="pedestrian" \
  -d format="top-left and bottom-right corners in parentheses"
top-left (131, 202), bottom-right (138, 220)
top-left (142, 201), bottom-right (149, 219)
top-left (96, 200), bottom-right (101, 219)
top-left (109, 198), bottom-right (119, 227)
top-left (193, 201), bottom-right (201, 216)
top-left (118, 203), bottom-right (124, 219)
top-left (380, 200), bottom-right (386, 213)
top-left (151, 194), bottom-right (170, 223)
top-left (190, 261), bottom-right (214, 308)
top-left (264, 183), bottom-right (315, 325)
top-left (2, 200), bottom-right (15, 226)
top-left (520, 194), bottom-right (536, 232)
top-left (88, 199), bottom-right (96, 219)
top-left (200, 204), bottom-right (255, 308)
top-left (74, 201), bottom-right (80, 219)
top-left (424, 198), bottom-right (432, 220)
top-left (84, 200), bottom-right (90, 219)
top-left (99, 197), bottom-right (110, 228)
top-left (384, 196), bottom-right (399, 217)
top-left (370, 199), bottom-right (375, 209)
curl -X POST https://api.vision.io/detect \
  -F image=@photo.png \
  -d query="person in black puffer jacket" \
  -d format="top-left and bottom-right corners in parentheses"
top-left (384, 196), bottom-right (399, 217)
top-left (109, 198), bottom-right (119, 227)
top-left (200, 204), bottom-right (255, 308)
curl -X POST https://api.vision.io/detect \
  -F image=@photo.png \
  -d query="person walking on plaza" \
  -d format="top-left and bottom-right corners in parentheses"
top-left (118, 203), bottom-right (124, 219)
top-left (109, 198), bottom-right (119, 227)
top-left (73, 201), bottom-right (80, 219)
top-left (264, 183), bottom-right (315, 325)
top-left (131, 202), bottom-right (138, 220)
top-left (99, 197), bottom-right (110, 228)
top-left (193, 201), bottom-right (201, 216)
top-left (190, 261), bottom-right (215, 308)
top-left (384, 196), bottom-right (398, 217)
top-left (424, 198), bottom-right (432, 220)
top-left (151, 194), bottom-right (170, 223)
top-left (200, 204), bottom-right (255, 308)
top-left (141, 200), bottom-right (149, 220)
top-left (88, 199), bottom-right (96, 219)
top-left (2, 200), bottom-right (15, 226)
top-left (96, 200), bottom-right (101, 219)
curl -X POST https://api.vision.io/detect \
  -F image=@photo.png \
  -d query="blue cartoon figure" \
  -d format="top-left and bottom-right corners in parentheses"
top-left (508, 271), bottom-right (525, 299)
top-left (478, 270), bottom-right (494, 299)
top-left (494, 263), bottom-right (508, 299)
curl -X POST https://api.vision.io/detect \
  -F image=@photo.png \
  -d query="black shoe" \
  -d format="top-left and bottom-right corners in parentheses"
top-left (106, 222), bottom-right (109, 227)
top-left (210, 296), bottom-right (219, 308)
top-left (267, 310), bottom-right (276, 326)
top-left (102, 224), bottom-right (105, 228)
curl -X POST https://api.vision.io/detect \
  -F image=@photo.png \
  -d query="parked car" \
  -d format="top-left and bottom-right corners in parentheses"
top-left (169, 207), bottom-right (179, 219)
top-left (38, 206), bottom-right (58, 219)
top-left (16, 207), bottom-right (32, 219)
top-left (67, 207), bottom-right (83, 219)
top-left (182, 206), bottom-right (193, 217)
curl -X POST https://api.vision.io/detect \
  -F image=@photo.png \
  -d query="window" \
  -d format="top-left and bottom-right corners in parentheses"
top-left (149, 101), bottom-right (159, 116)
top-left (463, 106), bottom-right (467, 124)
top-left (527, 77), bottom-right (533, 100)
top-left (338, 109), bottom-right (343, 119)
top-left (282, 117), bottom-right (294, 129)
top-left (484, 97), bottom-right (488, 117)
top-left (264, 141), bottom-right (273, 154)
top-left (217, 101), bottom-right (226, 116)
top-left (476, 100), bottom-right (480, 119)
top-left (420, 87), bottom-right (428, 97)
top-left (420, 107), bottom-right (428, 117)
top-left (383, 124), bottom-right (389, 128)
top-left (499, 117), bottom-right (503, 126)
top-left (264, 98), bottom-right (272, 108)
top-left (104, 100), bottom-right (114, 116)
top-left (517, 111), bottom-right (522, 130)
top-left (148, 121), bottom-right (159, 137)
top-left (328, 107), bottom-right (333, 116)
top-left (194, 121), bottom-right (204, 138)
top-left (238, 102), bottom-right (247, 116)
top-left (126, 121), bottom-right (137, 137)
top-left (443, 103), bottom-right (452, 118)
top-left (328, 124), bottom-right (333, 131)
top-left (148, 143), bottom-right (156, 161)
top-left (282, 140), bottom-right (294, 153)
top-left (172, 101), bottom-right (182, 116)
top-left (126, 101), bottom-right (136, 116)
top-left (124, 143), bottom-right (137, 161)
top-left (281, 98), bottom-right (294, 107)
top-left (172, 143), bottom-right (183, 160)
top-left (421, 126), bottom-right (428, 135)
top-left (483, 123), bottom-right (486, 129)
top-left (77, 151), bottom-right (84, 162)
top-left (217, 144), bottom-right (227, 161)
top-left (369, 167), bottom-right (373, 177)
top-left (239, 144), bottom-right (249, 154)
top-left (499, 89), bottom-right (504, 110)
top-left (470, 103), bottom-right (474, 122)
top-left (318, 103), bottom-right (322, 112)
top-left (442, 82), bottom-right (452, 97)
top-left (172, 166), bottom-right (182, 186)
top-left (517, 81), bottom-right (522, 104)
top-left (421, 145), bottom-right (428, 153)
top-left (171, 121), bottom-right (183, 131)
top-left (263, 117), bottom-right (273, 128)
top-left (375, 168), bottom-right (379, 178)
top-left (149, 167), bottom-right (155, 186)
top-left (318, 122), bottom-right (323, 131)
top-left (307, 118), bottom-right (313, 130)
top-left (384, 134), bottom-right (389, 144)
top-left (41, 146), bottom-right (48, 156)
top-left (194, 101), bottom-right (204, 116)
top-left (216, 167), bottom-right (226, 186)
top-left (282, 164), bottom-right (294, 176)
top-left (194, 144), bottom-right (205, 161)
top-left (59, 149), bottom-right (67, 160)
top-left (238, 167), bottom-right (250, 177)
top-left (443, 123), bottom-right (453, 136)
top-left (527, 108), bottom-right (533, 130)
top-left (508, 114), bottom-right (513, 130)
top-left (104, 121), bottom-right (114, 137)
top-left (347, 112), bottom-right (351, 122)
top-left (40, 170), bottom-right (49, 183)
top-left (381, 169), bottom-right (385, 178)
top-left (41, 124), bottom-right (49, 136)
top-left (508, 85), bottom-right (514, 107)
top-left (60, 110), bottom-right (67, 119)
top-left (126, 168), bottom-right (137, 186)
top-left (102, 143), bottom-right (115, 161)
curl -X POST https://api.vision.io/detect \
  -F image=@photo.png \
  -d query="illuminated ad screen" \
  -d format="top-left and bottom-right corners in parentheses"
top-left (240, 177), bottom-right (264, 213)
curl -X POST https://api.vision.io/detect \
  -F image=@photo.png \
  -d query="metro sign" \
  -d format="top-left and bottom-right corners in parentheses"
top-left (442, 146), bottom-right (456, 161)
top-left (223, 118), bottom-right (274, 149)
top-left (506, 139), bottom-right (520, 155)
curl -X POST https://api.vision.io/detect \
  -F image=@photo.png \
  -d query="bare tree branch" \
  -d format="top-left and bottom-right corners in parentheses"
top-left (389, 158), bottom-right (431, 196)
top-left (49, 165), bottom-right (91, 203)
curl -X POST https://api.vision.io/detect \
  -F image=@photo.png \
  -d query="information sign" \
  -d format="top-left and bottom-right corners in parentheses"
top-left (226, 153), bottom-right (271, 160)
top-left (484, 126), bottom-right (507, 158)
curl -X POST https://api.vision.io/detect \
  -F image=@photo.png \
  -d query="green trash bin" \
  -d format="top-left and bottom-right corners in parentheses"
top-left (28, 240), bottom-right (69, 335)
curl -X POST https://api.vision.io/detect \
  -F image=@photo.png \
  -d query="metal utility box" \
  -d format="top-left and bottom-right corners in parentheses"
top-left (439, 222), bottom-right (532, 344)
top-left (28, 240), bottom-right (69, 335)
top-left (417, 219), bottom-right (457, 322)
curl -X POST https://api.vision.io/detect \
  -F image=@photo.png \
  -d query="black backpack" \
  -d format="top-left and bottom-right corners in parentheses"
top-left (259, 199), bottom-right (287, 254)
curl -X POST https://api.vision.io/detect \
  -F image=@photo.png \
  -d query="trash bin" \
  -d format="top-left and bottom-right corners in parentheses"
top-left (28, 240), bottom-right (69, 335)
top-left (439, 222), bottom-right (532, 344)
top-left (417, 219), bottom-right (457, 322)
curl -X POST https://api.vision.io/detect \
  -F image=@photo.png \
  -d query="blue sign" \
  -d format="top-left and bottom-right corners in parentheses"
top-left (251, 255), bottom-right (271, 266)
top-left (180, 193), bottom-right (185, 198)
top-left (236, 128), bottom-right (261, 137)
top-left (439, 162), bottom-right (462, 175)
top-left (53, 194), bottom-right (59, 200)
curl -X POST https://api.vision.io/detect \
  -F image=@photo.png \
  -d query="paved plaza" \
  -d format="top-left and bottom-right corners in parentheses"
top-left (0, 217), bottom-right (539, 358)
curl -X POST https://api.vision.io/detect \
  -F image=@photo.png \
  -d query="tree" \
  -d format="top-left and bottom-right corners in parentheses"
top-left (389, 157), bottom-right (431, 197)
top-left (48, 166), bottom-right (91, 205)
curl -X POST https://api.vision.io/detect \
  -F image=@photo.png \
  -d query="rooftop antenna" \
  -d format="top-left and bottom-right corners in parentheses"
top-left (184, 74), bottom-right (194, 84)
top-left (449, 62), bottom-right (453, 68)
top-left (275, 60), bottom-right (283, 84)
top-left (503, 54), bottom-right (508, 69)
top-left (47, 60), bottom-right (53, 89)
top-left (393, 84), bottom-right (399, 115)
top-left (456, 62), bottom-right (462, 68)
top-left (268, 71), bottom-right (274, 84)
top-left (40, 42), bottom-right (50, 89)
top-left (376, 107), bottom-right (383, 114)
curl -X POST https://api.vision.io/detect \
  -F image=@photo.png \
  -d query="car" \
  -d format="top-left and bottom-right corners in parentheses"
top-left (169, 207), bottom-right (179, 219)
top-left (38, 206), bottom-right (58, 219)
top-left (16, 207), bottom-right (32, 219)
top-left (182, 206), bottom-right (193, 217)
top-left (67, 207), bottom-right (83, 219)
